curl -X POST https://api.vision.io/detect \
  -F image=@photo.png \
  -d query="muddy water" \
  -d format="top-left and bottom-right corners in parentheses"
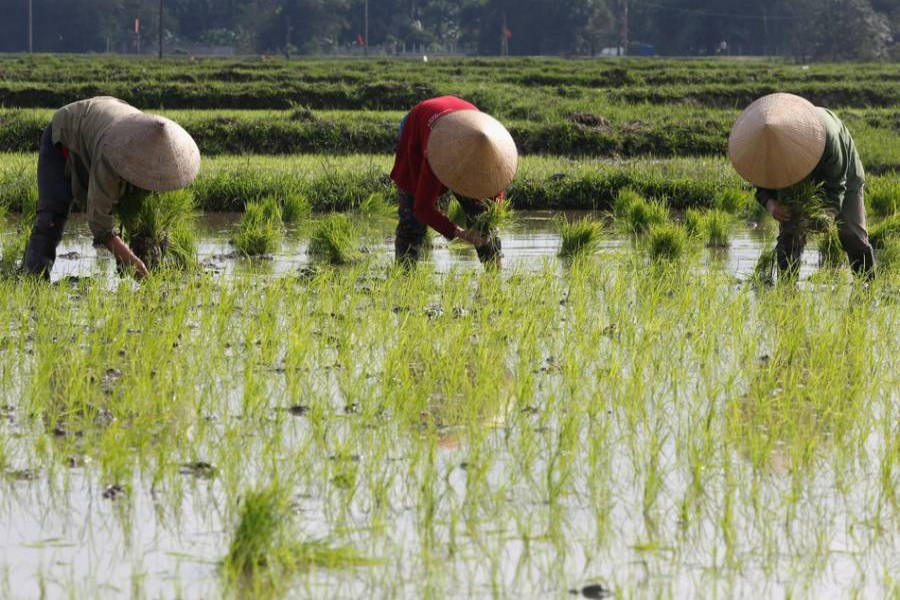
top-left (41, 211), bottom-right (824, 281)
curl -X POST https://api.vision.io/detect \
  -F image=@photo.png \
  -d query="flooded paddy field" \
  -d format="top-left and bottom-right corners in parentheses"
top-left (1, 212), bottom-right (897, 599)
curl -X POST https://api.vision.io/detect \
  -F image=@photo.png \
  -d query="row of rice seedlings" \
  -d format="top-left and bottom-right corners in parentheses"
top-left (0, 241), bottom-right (897, 596)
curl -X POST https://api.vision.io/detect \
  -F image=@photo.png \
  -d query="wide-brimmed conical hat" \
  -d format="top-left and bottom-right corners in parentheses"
top-left (103, 114), bottom-right (200, 192)
top-left (728, 93), bottom-right (826, 189)
top-left (427, 110), bottom-right (518, 200)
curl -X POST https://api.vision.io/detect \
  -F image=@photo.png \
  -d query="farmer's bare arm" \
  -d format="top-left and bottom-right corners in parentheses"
top-left (766, 199), bottom-right (792, 222)
top-left (104, 234), bottom-right (149, 279)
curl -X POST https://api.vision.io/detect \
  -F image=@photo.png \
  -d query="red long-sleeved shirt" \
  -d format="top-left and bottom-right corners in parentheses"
top-left (389, 96), bottom-right (479, 239)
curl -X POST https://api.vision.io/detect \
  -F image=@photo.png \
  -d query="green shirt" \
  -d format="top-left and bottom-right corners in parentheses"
top-left (51, 96), bottom-right (150, 244)
top-left (764, 107), bottom-right (865, 213)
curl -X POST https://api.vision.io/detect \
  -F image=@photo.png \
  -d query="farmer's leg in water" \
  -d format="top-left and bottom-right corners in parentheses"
top-left (836, 186), bottom-right (875, 279)
top-left (24, 124), bottom-right (75, 278)
top-left (395, 191), bottom-right (428, 265)
top-left (457, 195), bottom-right (502, 265)
top-left (775, 218), bottom-right (806, 280)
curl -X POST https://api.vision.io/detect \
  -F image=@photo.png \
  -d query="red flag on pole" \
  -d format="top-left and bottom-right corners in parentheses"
top-left (134, 18), bottom-right (141, 33)
top-left (502, 26), bottom-right (512, 39)
top-left (356, 34), bottom-right (365, 45)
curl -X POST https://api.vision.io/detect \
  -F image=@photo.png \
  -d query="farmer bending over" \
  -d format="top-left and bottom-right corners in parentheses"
top-left (24, 96), bottom-right (200, 280)
top-left (729, 93), bottom-right (874, 280)
top-left (390, 96), bottom-right (518, 267)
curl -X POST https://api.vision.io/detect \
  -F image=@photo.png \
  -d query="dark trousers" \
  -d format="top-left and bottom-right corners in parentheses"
top-left (23, 124), bottom-right (75, 278)
top-left (395, 191), bottom-right (502, 265)
top-left (776, 186), bottom-right (875, 279)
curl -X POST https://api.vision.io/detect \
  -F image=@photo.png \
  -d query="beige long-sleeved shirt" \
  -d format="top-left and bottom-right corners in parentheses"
top-left (51, 96), bottom-right (149, 244)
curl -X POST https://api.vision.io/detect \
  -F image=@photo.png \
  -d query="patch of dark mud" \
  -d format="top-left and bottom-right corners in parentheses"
top-left (102, 484), bottom-right (125, 500)
top-left (179, 461), bottom-right (217, 479)
top-left (569, 112), bottom-right (611, 130)
top-left (570, 583), bottom-right (612, 599)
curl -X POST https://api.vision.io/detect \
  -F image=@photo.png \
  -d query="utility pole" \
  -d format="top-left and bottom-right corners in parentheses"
top-left (27, 0), bottom-right (33, 52)
top-left (364, 0), bottom-right (369, 57)
top-left (158, 0), bottom-right (163, 59)
top-left (619, 0), bottom-right (629, 56)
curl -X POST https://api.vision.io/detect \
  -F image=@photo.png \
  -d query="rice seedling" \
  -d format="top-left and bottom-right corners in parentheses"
top-left (779, 179), bottom-right (831, 228)
top-left (622, 196), bottom-right (668, 235)
top-left (307, 213), bottom-right (360, 264)
top-left (700, 209), bottom-right (733, 248)
top-left (224, 484), bottom-right (369, 590)
top-left (558, 215), bottom-right (603, 258)
top-left (817, 226), bottom-right (844, 269)
top-left (752, 246), bottom-right (777, 285)
top-left (611, 186), bottom-right (644, 218)
top-left (865, 177), bottom-right (899, 218)
top-left (645, 222), bottom-right (687, 260)
top-left (714, 187), bottom-right (753, 215)
top-left (869, 212), bottom-right (900, 249)
top-left (279, 192), bottom-right (311, 224)
top-left (233, 196), bottom-right (283, 256)
top-left (470, 198), bottom-right (513, 234)
top-left (356, 191), bottom-right (394, 218)
top-left (682, 208), bottom-right (704, 238)
top-left (118, 189), bottom-right (198, 270)
top-left (447, 196), bottom-right (467, 228)
top-left (0, 185), bottom-right (35, 277)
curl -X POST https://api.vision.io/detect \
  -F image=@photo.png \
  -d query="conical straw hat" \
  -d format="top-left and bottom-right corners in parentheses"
top-left (103, 114), bottom-right (200, 192)
top-left (427, 110), bottom-right (518, 200)
top-left (728, 93), bottom-right (826, 189)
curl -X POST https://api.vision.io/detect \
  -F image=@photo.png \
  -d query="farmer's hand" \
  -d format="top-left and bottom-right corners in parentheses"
top-left (454, 226), bottom-right (486, 248)
top-left (105, 235), bottom-right (149, 280)
top-left (766, 199), bottom-right (791, 223)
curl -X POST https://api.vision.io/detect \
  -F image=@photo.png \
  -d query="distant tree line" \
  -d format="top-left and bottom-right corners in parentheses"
top-left (0, 0), bottom-right (896, 60)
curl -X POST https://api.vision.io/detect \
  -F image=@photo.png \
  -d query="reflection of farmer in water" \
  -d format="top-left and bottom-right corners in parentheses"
top-left (24, 96), bottom-right (200, 280)
top-left (728, 93), bottom-right (874, 280)
top-left (389, 95), bottom-right (518, 267)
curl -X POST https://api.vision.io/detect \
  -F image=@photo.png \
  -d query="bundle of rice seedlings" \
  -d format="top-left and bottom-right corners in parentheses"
top-left (701, 209), bottom-right (733, 248)
top-left (683, 208), bottom-right (704, 238)
top-left (779, 179), bottom-right (830, 229)
top-left (817, 226), bottom-right (844, 269)
top-left (753, 246), bottom-right (777, 285)
top-left (357, 191), bottom-right (394, 218)
top-left (470, 198), bottom-right (513, 235)
top-left (224, 485), bottom-right (370, 588)
top-left (118, 189), bottom-right (198, 270)
top-left (623, 196), bottom-right (667, 235)
top-left (280, 192), bottom-right (311, 224)
top-left (714, 187), bottom-right (753, 215)
top-left (447, 197), bottom-right (512, 235)
top-left (308, 213), bottom-right (360, 265)
top-left (233, 196), bottom-right (283, 256)
top-left (558, 216), bottom-right (603, 258)
top-left (611, 187), bottom-right (645, 219)
top-left (646, 223), bottom-right (687, 261)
